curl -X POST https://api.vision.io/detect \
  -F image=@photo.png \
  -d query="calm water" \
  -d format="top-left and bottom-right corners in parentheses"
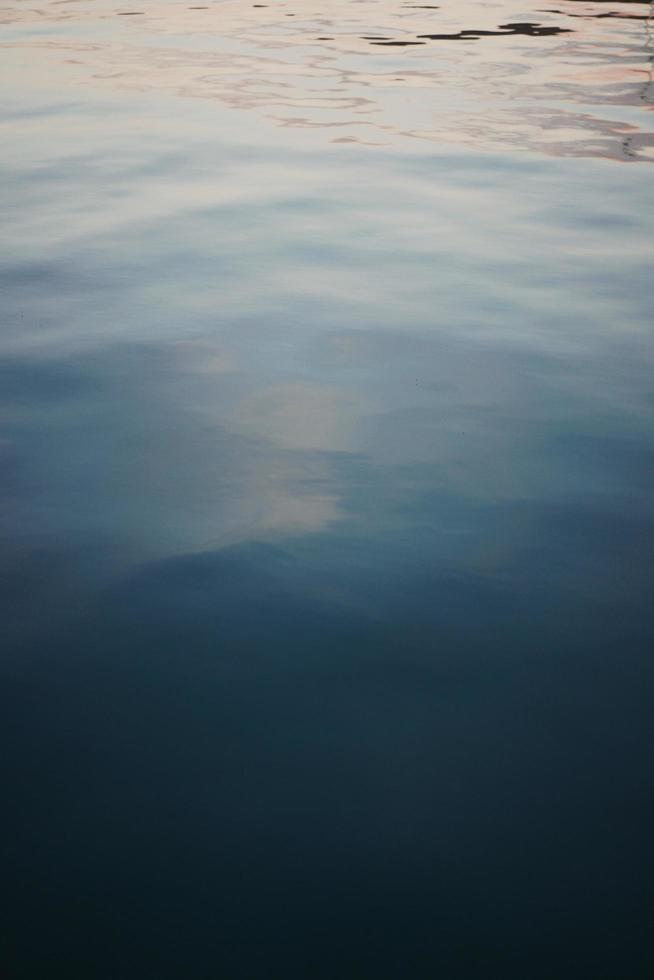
top-left (2, 1), bottom-right (654, 977)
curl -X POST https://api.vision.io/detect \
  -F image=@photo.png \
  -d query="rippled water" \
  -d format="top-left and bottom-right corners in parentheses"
top-left (3, 0), bottom-right (654, 157)
top-left (2, 2), bottom-right (654, 978)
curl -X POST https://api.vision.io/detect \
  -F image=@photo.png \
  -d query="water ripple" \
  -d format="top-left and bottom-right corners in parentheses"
top-left (2, 0), bottom-right (653, 159)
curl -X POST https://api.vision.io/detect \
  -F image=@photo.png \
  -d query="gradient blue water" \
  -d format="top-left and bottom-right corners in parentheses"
top-left (2, 2), bottom-right (654, 977)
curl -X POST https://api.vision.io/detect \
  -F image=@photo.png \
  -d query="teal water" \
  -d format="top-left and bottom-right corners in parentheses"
top-left (2, 2), bottom-right (654, 977)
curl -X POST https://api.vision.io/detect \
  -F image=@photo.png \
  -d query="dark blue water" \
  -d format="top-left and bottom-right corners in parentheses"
top-left (2, 1), bottom-right (654, 976)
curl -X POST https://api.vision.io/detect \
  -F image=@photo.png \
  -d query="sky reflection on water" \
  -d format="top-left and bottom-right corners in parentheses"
top-left (2, 0), bottom-right (654, 158)
top-left (2, 2), bottom-right (654, 978)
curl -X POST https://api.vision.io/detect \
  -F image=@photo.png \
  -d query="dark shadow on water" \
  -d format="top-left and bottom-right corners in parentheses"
top-left (415, 22), bottom-right (573, 41)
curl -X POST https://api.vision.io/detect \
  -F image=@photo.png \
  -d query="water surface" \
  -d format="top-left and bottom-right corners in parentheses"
top-left (2, 2), bottom-right (654, 977)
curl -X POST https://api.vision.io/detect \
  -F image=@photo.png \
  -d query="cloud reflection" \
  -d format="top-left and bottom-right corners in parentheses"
top-left (2, 0), bottom-right (653, 160)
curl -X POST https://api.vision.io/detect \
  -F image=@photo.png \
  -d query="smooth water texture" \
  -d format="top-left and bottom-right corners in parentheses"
top-left (2, 2), bottom-right (654, 978)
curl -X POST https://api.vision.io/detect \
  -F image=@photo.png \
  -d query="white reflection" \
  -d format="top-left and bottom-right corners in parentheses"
top-left (2, 0), bottom-right (652, 160)
top-left (236, 382), bottom-right (366, 452)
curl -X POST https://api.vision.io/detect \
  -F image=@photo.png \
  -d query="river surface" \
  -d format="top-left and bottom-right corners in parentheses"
top-left (2, 2), bottom-right (654, 977)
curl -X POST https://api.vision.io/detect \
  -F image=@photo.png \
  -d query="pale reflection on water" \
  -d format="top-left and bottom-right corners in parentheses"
top-left (2, 0), bottom-right (653, 159)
